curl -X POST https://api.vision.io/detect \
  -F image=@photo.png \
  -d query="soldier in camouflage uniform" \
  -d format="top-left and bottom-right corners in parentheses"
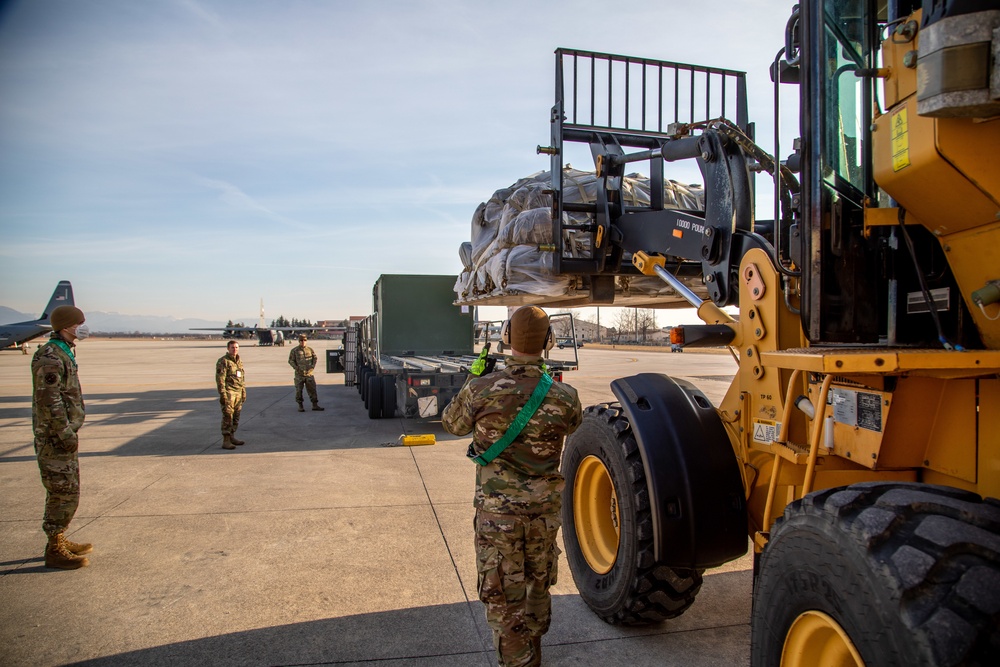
top-left (31, 305), bottom-right (93, 569)
top-left (216, 340), bottom-right (247, 450)
top-left (288, 334), bottom-right (323, 412)
top-left (443, 306), bottom-right (582, 667)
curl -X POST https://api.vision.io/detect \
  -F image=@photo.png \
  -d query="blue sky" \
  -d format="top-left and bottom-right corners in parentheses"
top-left (0, 0), bottom-right (798, 325)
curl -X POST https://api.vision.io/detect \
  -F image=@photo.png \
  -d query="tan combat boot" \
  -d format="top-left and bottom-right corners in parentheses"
top-left (311, 403), bottom-right (324, 411)
top-left (229, 433), bottom-right (245, 446)
top-left (222, 435), bottom-right (236, 450)
top-left (59, 533), bottom-right (93, 555)
top-left (45, 534), bottom-right (89, 569)
top-left (297, 402), bottom-right (305, 412)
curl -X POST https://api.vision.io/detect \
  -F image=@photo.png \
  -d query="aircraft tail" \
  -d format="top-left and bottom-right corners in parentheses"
top-left (40, 281), bottom-right (74, 322)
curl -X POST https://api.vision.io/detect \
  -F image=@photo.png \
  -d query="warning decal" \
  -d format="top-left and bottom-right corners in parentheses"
top-left (752, 419), bottom-right (782, 445)
top-left (891, 109), bottom-right (910, 172)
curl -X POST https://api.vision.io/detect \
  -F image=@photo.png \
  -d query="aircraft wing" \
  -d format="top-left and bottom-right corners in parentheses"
top-left (189, 325), bottom-right (320, 346)
top-left (0, 322), bottom-right (51, 349)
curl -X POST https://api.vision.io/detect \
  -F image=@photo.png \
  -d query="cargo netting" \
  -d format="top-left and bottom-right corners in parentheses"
top-left (453, 168), bottom-right (706, 308)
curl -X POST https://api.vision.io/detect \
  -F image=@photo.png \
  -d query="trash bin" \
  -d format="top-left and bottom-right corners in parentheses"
top-left (326, 349), bottom-right (343, 373)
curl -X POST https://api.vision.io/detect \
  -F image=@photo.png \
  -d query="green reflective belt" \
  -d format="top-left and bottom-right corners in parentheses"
top-left (470, 373), bottom-right (553, 466)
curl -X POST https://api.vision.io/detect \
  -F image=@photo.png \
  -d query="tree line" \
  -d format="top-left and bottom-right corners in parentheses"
top-left (221, 317), bottom-right (317, 339)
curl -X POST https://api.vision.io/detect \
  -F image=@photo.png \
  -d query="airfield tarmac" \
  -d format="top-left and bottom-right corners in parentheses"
top-left (0, 339), bottom-right (750, 667)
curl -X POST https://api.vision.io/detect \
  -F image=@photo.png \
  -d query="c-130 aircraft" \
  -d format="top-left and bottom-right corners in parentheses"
top-left (0, 281), bottom-right (75, 350)
top-left (190, 298), bottom-right (317, 346)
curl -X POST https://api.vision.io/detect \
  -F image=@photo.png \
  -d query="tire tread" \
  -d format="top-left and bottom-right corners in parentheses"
top-left (763, 482), bottom-right (1000, 665)
top-left (579, 404), bottom-right (703, 625)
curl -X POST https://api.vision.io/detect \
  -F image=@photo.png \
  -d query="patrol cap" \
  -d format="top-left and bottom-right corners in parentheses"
top-left (50, 305), bottom-right (85, 332)
top-left (298, 334), bottom-right (308, 341)
top-left (506, 306), bottom-right (552, 354)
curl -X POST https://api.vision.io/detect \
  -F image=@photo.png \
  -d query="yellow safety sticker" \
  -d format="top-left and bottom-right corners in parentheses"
top-left (891, 109), bottom-right (910, 172)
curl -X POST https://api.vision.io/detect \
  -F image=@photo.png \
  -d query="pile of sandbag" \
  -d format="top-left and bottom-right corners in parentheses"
top-left (454, 168), bottom-right (704, 304)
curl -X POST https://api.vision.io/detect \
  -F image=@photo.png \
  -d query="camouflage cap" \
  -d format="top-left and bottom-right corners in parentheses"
top-left (507, 306), bottom-right (550, 354)
top-left (298, 334), bottom-right (308, 341)
top-left (50, 305), bottom-right (85, 332)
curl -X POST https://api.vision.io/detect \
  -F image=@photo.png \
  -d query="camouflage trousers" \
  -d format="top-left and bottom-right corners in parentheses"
top-left (219, 389), bottom-right (245, 435)
top-left (475, 509), bottom-right (561, 667)
top-left (294, 375), bottom-right (317, 405)
top-left (34, 436), bottom-right (80, 537)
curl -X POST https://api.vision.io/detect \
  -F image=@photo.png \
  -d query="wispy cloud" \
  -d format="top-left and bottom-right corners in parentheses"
top-left (196, 176), bottom-right (313, 231)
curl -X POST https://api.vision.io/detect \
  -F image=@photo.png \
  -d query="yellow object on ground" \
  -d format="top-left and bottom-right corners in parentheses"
top-left (399, 434), bottom-right (436, 446)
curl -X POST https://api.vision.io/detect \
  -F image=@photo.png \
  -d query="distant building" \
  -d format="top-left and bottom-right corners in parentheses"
top-left (314, 319), bottom-right (349, 340)
top-left (551, 318), bottom-right (610, 343)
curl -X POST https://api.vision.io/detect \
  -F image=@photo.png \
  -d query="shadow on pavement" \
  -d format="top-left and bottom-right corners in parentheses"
top-left (1, 385), bottom-right (455, 462)
top-left (66, 601), bottom-right (494, 667)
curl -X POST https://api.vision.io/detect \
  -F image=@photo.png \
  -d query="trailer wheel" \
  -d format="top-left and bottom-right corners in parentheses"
top-left (359, 367), bottom-right (369, 400)
top-left (367, 374), bottom-right (382, 419)
top-left (751, 482), bottom-right (1000, 666)
top-left (380, 376), bottom-right (396, 419)
top-left (562, 404), bottom-right (703, 625)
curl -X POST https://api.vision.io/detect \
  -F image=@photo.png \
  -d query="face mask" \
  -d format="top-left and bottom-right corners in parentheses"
top-left (74, 324), bottom-right (91, 341)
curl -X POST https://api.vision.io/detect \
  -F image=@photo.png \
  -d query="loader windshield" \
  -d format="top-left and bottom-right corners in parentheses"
top-left (821, 0), bottom-right (871, 196)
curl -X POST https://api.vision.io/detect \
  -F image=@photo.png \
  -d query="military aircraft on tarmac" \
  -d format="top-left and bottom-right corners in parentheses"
top-left (0, 280), bottom-right (75, 350)
top-left (190, 299), bottom-right (317, 346)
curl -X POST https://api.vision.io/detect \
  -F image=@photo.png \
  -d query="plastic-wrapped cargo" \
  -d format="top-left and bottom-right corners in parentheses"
top-left (455, 168), bottom-right (706, 307)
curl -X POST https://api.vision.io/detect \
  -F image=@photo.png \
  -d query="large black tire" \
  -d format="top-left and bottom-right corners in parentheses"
top-left (357, 366), bottom-right (366, 395)
top-left (380, 376), bottom-right (397, 419)
top-left (751, 482), bottom-right (1000, 666)
top-left (367, 374), bottom-right (382, 419)
top-left (561, 403), bottom-right (703, 625)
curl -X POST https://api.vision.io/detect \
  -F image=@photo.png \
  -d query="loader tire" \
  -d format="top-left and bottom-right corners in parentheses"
top-left (367, 375), bottom-right (382, 419)
top-left (380, 376), bottom-right (396, 419)
top-left (751, 482), bottom-right (1000, 667)
top-left (562, 404), bottom-right (703, 625)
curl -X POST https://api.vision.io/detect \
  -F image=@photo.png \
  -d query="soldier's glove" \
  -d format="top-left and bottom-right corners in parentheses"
top-left (59, 431), bottom-right (79, 453)
top-left (470, 344), bottom-right (496, 376)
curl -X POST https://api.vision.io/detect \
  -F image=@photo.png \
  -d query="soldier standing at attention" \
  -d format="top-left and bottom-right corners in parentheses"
top-left (32, 305), bottom-right (92, 569)
top-left (288, 334), bottom-right (323, 412)
top-left (216, 340), bottom-right (247, 450)
top-left (442, 306), bottom-right (582, 667)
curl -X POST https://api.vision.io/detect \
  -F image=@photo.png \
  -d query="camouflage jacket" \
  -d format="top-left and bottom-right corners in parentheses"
top-left (442, 355), bottom-right (582, 515)
top-left (31, 335), bottom-right (85, 444)
top-left (216, 353), bottom-right (245, 394)
top-left (288, 345), bottom-right (317, 377)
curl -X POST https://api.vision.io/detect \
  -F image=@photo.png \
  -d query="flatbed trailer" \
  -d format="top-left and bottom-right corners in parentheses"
top-left (351, 275), bottom-right (578, 419)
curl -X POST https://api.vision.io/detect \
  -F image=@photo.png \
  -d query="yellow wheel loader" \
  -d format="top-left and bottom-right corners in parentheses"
top-left (516, 1), bottom-right (999, 664)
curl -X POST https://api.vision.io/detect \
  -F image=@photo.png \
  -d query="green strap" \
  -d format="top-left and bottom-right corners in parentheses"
top-left (50, 339), bottom-right (77, 367)
top-left (471, 373), bottom-right (554, 466)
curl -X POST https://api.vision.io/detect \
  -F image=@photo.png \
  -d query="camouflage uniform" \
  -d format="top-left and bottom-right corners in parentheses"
top-left (287, 344), bottom-right (319, 406)
top-left (443, 355), bottom-right (582, 667)
top-left (216, 350), bottom-right (246, 436)
top-left (31, 334), bottom-right (86, 538)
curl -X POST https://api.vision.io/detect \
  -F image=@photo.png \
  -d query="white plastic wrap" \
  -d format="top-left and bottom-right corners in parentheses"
top-left (456, 167), bottom-right (705, 306)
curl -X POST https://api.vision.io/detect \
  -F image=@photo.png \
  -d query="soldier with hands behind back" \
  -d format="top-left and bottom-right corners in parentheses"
top-left (288, 334), bottom-right (323, 412)
top-left (216, 340), bottom-right (247, 449)
top-left (443, 306), bottom-right (582, 667)
top-left (31, 305), bottom-right (93, 569)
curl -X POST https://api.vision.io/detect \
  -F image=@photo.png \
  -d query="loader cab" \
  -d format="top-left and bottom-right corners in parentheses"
top-left (793, 0), bottom-right (980, 348)
top-left (798, 0), bottom-right (890, 344)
